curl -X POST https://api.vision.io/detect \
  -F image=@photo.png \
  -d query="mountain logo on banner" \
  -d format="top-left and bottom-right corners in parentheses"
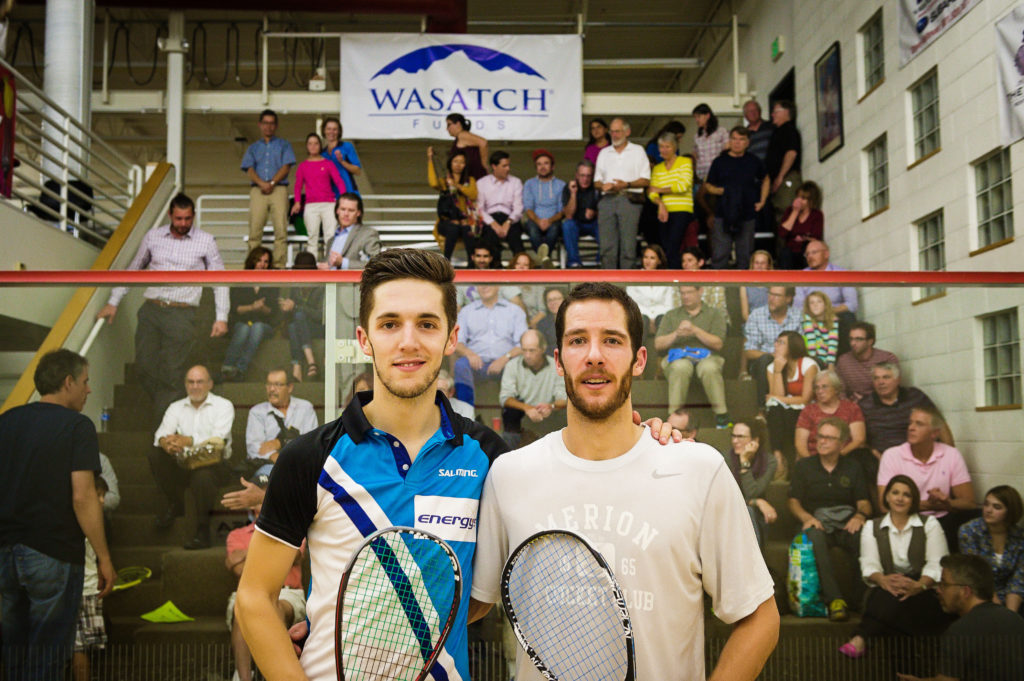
top-left (371, 44), bottom-right (546, 80)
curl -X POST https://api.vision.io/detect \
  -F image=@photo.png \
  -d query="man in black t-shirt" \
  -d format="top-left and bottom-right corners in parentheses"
top-left (703, 126), bottom-right (768, 269)
top-left (765, 100), bottom-right (802, 227)
top-left (0, 349), bottom-right (114, 681)
top-left (561, 159), bottom-right (601, 268)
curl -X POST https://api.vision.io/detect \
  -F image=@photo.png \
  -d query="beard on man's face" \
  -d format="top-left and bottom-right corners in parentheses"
top-left (563, 361), bottom-right (634, 421)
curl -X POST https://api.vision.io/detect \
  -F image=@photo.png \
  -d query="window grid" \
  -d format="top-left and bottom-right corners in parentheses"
top-left (916, 211), bottom-right (945, 299)
top-left (975, 149), bottom-right (1014, 248)
top-left (912, 71), bottom-right (940, 160)
top-left (863, 13), bottom-right (884, 93)
top-left (981, 309), bottom-right (1022, 407)
top-left (867, 135), bottom-right (888, 214)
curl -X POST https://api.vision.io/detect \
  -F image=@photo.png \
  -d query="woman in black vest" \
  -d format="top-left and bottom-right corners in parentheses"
top-left (840, 475), bottom-right (953, 658)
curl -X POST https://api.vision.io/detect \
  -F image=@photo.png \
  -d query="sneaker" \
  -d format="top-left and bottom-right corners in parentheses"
top-left (536, 244), bottom-right (549, 263)
top-left (828, 598), bottom-right (849, 622)
top-left (714, 413), bottom-right (732, 429)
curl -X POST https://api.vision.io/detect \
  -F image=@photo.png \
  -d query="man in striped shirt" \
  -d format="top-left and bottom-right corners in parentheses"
top-left (97, 193), bottom-right (228, 419)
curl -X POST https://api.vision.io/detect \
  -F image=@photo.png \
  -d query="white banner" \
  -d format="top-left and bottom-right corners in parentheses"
top-left (997, 7), bottom-right (1024, 145)
top-left (899, 0), bottom-right (981, 67)
top-left (340, 33), bottom-right (582, 140)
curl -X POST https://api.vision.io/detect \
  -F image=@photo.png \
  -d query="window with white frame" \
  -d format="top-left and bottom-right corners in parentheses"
top-left (916, 210), bottom-right (944, 299)
top-left (911, 70), bottom-right (940, 161)
top-left (975, 148), bottom-right (1014, 249)
top-left (861, 11), bottom-right (884, 94)
top-left (980, 309), bottom-right (1021, 407)
top-left (866, 134), bottom-right (888, 215)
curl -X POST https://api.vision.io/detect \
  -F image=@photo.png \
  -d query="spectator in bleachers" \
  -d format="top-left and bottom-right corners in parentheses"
top-left (97, 193), bottom-right (229, 419)
top-left (242, 109), bottom-right (295, 267)
top-left (667, 406), bottom-right (698, 440)
top-left (507, 253), bottom-right (547, 322)
top-left (740, 249), bottom-right (774, 322)
top-left (522, 149), bottom-right (566, 263)
top-left (959, 485), bottom-right (1024, 614)
top-left (437, 369), bottom-right (474, 421)
top-left (878, 405), bottom-right (978, 550)
top-left (428, 146), bottom-right (479, 263)
top-left (789, 417), bottom-right (872, 621)
top-left (498, 329), bottom-right (567, 447)
top-left (681, 246), bottom-right (728, 318)
top-left (744, 285), bottom-right (801, 408)
top-left (691, 102), bottom-right (729, 184)
top-left (344, 370), bottom-right (373, 407)
top-left (744, 99), bottom-right (774, 163)
top-left (765, 330), bottom-right (818, 478)
top-left (836, 322), bottom-right (899, 402)
top-left (765, 100), bottom-right (802, 228)
top-left (327, 193), bottom-right (381, 270)
top-left (291, 133), bottom-right (345, 259)
top-left (801, 290), bottom-right (839, 369)
top-left (454, 284), bottom-right (528, 405)
top-left (897, 554), bottom-right (1024, 681)
top-left (777, 181), bottom-right (824, 270)
top-left (627, 245), bottom-right (678, 339)
top-left (648, 131), bottom-right (694, 269)
top-left (583, 117), bottom-right (611, 165)
top-left (702, 126), bottom-right (768, 270)
top-left (246, 368), bottom-right (318, 480)
top-left (561, 159), bottom-right (601, 268)
top-left (724, 418), bottom-right (777, 550)
top-left (795, 370), bottom-right (866, 457)
top-left (445, 113), bottom-right (488, 180)
top-left (151, 365), bottom-right (233, 550)
top-left (278, 251), bottom-right (323, 382)
top-left (655, 285), bottom-right (730, 428)
top-left (793, 240), bottom-right (858, 353)
top-left (321, 117), bottom-right (363, 196)
top-left (225, 477), bottom-right (306, 681)
top-left (840, 475), bottom-right (951, 658)
top-left (859, 363), bottom-right (954, 457)
top-left (594, 117), bottom-right (650, 269)
top-left (533, 287), bottom-right (565, 356)
top-left (221, 246), bottom-right (277, 382)
top-left (476, 150), bottom-right (526, 263)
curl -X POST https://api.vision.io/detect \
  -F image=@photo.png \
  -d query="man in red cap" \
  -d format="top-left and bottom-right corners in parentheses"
top-left (522, 148), bottom-right (566, 266)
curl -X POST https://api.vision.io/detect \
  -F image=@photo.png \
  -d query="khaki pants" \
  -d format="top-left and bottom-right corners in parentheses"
top-left (248, 185), bottom-right (289, 266)
top-left (661, 354), bottom-right (727, 414)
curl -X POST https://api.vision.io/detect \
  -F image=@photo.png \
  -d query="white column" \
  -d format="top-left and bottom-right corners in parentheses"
top-left (43, 0), bottom-right (94, 178)
top-left (165, 12), bottom-right (186, 187)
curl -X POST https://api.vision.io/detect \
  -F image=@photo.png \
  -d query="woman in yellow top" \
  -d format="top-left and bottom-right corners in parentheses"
top-left (648, 131), bottom-right (694, 269)
top-left (427, 146), bottom-right (479, 263)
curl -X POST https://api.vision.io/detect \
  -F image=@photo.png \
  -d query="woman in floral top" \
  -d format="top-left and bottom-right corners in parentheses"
top-left (959, 485), bottom-right (1024, 613)
top-left (801, 290), bottom-right (839, 369)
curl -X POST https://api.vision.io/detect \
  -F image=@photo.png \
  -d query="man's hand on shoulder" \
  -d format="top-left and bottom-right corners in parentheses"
top-left (634, 412), bottom-right (685, 445)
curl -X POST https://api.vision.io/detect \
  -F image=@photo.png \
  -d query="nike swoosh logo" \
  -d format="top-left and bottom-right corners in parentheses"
top-left (652, 470), bottom-right (682, 479)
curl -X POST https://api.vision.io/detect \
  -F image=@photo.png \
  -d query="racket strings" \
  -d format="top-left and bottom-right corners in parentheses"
top-left (340, 532), bottom-right (458, 681)
top-left (506, 537), bottom-right (629, 681)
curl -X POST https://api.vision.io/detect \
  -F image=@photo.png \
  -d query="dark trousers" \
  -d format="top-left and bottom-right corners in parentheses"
top-left (479, 212), bottom-right (525, 262)
top-left (135, 302), bottom-right (196, 418)
top-left (750, 353), bottom-right (773, 410)
top-left (837, 310), bottom-right (856, 356)
top-left (710, 217), bottom-right (756, 269)
top-left (147, 448), bottom-right (227, 539)
top-left (523, 218), bottom-right (562, 252)
top-left (501, 406), bottom-right (525, 433)
top-left (804, 527), bottom-right (861, 604)
top-left (856, 586), bottom-right (953, 639)
top-left (438, 219), bottom-right (477, 262)
top-left (659, 211), bottom-right (692, 269)
top-left (938, 508), bottom-right (983, 553)
top-left (766, 404), bottom-right (800, 464)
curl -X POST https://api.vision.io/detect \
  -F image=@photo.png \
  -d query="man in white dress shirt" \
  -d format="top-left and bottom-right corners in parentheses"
top-left (150, 364), bottom-right (234, 549)
top-left (593, 118), bottom-right (651, 269)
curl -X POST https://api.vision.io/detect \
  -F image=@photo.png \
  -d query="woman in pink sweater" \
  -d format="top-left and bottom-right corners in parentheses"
top-left (291, 133), bottom-right (347, 257)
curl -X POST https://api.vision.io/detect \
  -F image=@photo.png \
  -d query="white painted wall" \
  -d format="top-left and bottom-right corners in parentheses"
top-left (699, 0), bottom-right (1024, 495)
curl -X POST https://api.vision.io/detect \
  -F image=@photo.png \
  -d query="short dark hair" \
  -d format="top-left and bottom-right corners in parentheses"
top-left (34, 349), bottom-right (88, 396)
top-left (268, 367), bottom-right (294, 386)
top-left (985, 485), bottom-right (1024, 527)
top-left (259, 109), bottom-right (278, 123)
top-left (555, 282), bottom-right (644, 361)
top-left (729, 125), bottom-right (750, 138)
top-left (305, 132), bottom-right (323, 148)
top-left (489, 150), bottom-right (510, 167)
top-left (775, 100), bottom-right (797, 120)
top-left (882, 474), bottom-right (921, 515)
top-left (322, 116), bottom-right (342, 134)
top-left (940, 554), bottom-right (995, 602)
top-left (169, 193), bottom-right (195, 214)
top-left (576, 159), bottom-right (595, 172)
top-left (681, 246), bottom-right (705, 265)
top-left (244, 246), bottom-right (274, 270)
top-left (335, 192), bottom-right (364, 219)
top-left (850, 321), bottom-right (876, 342)
top-left (816, 416), bottom-right (849, 444)
top-left (359, 249), bottom-right (457, 334)
top-left (292, 251), bottom-right (318, 270)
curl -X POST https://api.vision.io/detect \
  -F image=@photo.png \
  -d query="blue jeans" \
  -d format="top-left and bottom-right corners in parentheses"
top-left (523, 218), bottom-right (562, 252)
top-left (223, 321), bottom-right (272, 374)
top-left (287, 310), bottom-right (313, 364)
top-left (561, 218), bottom-right (599, 267)
top-left (0, 544), bottom-right (84, 681)
top-left (453, 355), bottom-right (500, 405)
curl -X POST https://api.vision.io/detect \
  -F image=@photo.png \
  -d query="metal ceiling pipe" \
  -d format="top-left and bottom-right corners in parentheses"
top-left (43, 0), bottom-right (94, 177)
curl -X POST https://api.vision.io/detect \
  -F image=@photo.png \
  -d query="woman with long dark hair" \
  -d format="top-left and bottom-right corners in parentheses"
top-left (222, 246), bottom-right (277, 381)
top-left (692, 103), bottom-right (729, 182)
top-left (722, 419), bottom-right (777, 550)
top-left (765, 330), bottom-right (818, 478)
top-left (321, 117), bottom-right (362, 196)
top-left (583, 118), bottom-right (611, 165)
top-left (959, 485), bottom-right (1024, 613)
top-left (428, 147), bottom-right (479, 262)
top-left (445, 113), bottom-right (488, 180)
top-left (278, 251), bottom-right (324, 381)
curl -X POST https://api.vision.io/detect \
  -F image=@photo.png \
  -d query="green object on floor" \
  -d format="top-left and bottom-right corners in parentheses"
top-left (141, 600), bottom-right (195, 623)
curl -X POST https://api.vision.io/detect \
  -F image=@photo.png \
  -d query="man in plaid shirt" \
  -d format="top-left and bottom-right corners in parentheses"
top-left (98, 193), bottom-right (229, 419)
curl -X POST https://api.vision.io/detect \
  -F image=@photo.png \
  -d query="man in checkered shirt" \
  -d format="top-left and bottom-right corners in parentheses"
top-left (98, 193), bottom-right (229, 419)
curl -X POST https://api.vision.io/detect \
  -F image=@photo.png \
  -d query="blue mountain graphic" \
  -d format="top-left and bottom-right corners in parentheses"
top-left (371, 44), bottom-right (546, 81)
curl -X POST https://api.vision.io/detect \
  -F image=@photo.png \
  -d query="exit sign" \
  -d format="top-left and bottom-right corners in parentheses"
top-left (771, 36), bottom-right (785, 62)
